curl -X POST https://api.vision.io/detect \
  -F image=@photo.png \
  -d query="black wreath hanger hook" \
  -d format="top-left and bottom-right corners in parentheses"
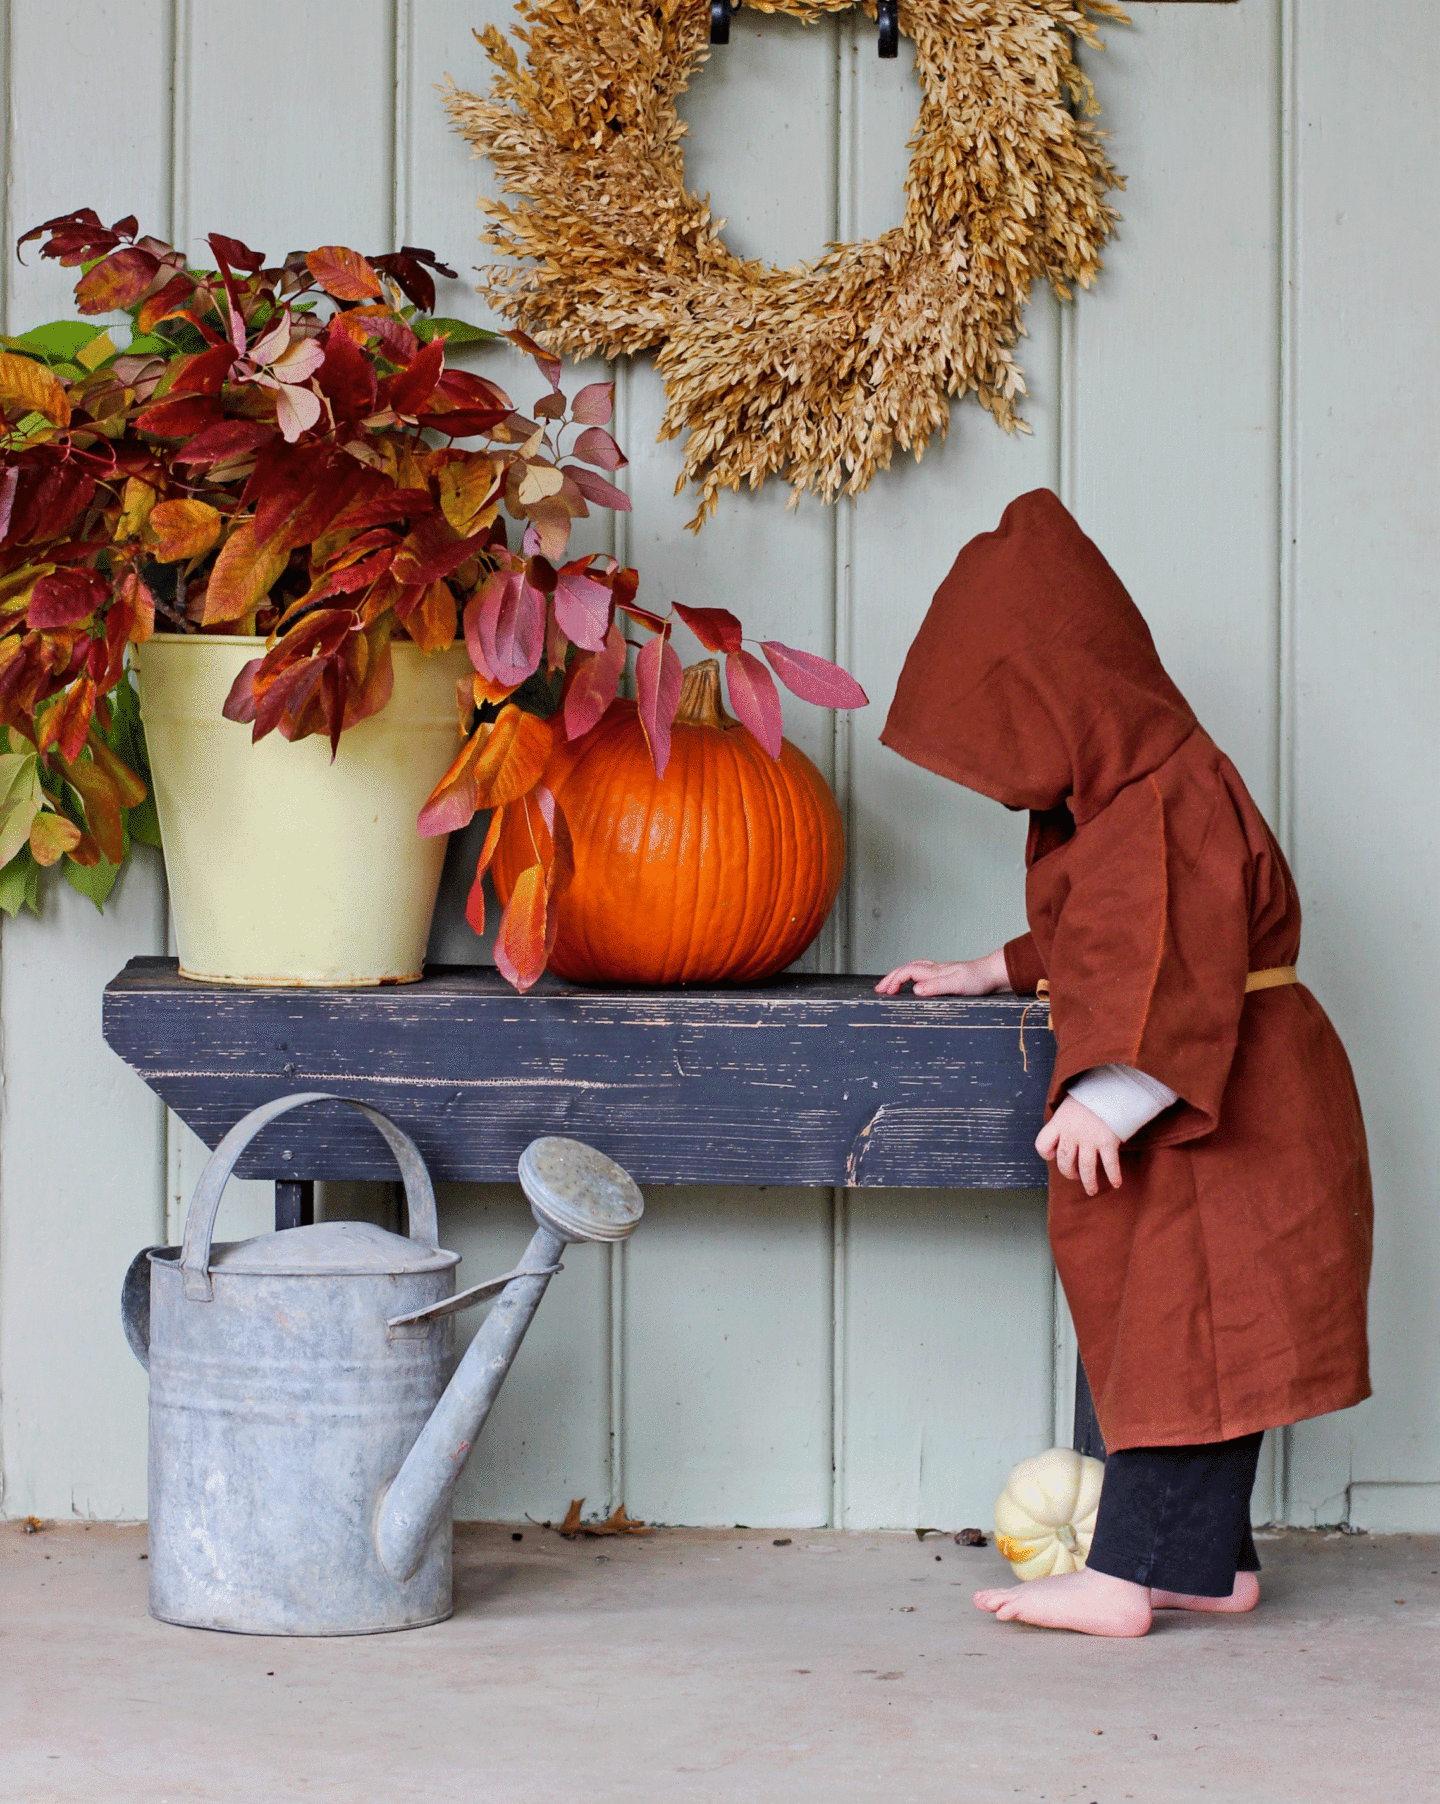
top-left (710, 0), bottom-right (899, 56)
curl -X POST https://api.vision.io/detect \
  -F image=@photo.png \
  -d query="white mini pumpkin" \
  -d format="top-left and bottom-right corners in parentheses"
top-left (993, 1448), bottom-right (1106, 1580)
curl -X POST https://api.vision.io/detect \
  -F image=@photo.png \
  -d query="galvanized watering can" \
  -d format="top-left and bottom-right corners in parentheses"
top-left (121, 1092), bottom-right (643, 1636)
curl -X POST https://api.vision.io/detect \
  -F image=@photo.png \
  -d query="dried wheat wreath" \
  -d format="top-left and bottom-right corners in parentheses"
top-left (448, 0), bottom-right (1125, 527)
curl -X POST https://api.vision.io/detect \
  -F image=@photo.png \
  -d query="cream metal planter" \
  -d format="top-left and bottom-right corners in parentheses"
top-left (135, 635), bottom-right (471, 986)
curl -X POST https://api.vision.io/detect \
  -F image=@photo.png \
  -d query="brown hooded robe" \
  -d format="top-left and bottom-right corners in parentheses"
top-left (881, 489), bottom-right (1372, 1450)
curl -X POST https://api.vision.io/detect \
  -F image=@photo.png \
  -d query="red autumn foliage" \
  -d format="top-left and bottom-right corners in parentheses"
top-left (0, 208), bottom-right (870, 969)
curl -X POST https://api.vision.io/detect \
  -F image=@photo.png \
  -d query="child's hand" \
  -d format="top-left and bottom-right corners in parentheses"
top-left (875, 948), bottom-right (1012, 997)
top-left (1036, 1096), bottom-right (1123, 1197)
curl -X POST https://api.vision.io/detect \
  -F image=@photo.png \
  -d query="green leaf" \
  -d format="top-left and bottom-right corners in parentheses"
top-left (0, 748), bottom-right (38, 806)
top-left (63, 853), bottom-right (120, 911)
top-left (3, 320), bottom-right (105, 364)
top-left (125, 794), bottom-right (162, 849)
top-left (414, 316), bottom-right (499, 349)
top-left (104, 671), bottom-right (163, 848)
top-left (122, 332), bottom-right (171, 357)
top-left (155, 319), bottom-right (209, 357)
top-left (4, 411), bottom-right (55, 445)
top-left (0, 845), bottom-right (40, 917)
top-left (0, 751), bottom-right (43, 867)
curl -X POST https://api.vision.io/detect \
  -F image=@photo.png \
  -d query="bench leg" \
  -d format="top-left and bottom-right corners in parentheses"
top-left (275, 1180), bottom-right (314, 1232)
top-left (1072, 1358), bottom-right (1106, 1462)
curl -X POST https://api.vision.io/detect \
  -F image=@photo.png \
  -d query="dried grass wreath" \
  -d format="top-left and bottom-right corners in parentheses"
top-left (447, 0), bottom-right (1125, 527)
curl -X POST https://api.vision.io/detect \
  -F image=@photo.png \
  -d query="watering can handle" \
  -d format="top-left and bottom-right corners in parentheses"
top-left (180, 1092), bottom-right (439, 1303)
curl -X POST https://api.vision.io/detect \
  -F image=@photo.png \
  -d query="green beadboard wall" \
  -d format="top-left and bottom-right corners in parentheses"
top-left (0, 0), bottom-right (1434, 1532)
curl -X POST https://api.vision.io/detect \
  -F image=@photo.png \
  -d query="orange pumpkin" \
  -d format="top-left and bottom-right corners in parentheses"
top-left (492, 659), bottom-right (845, 984)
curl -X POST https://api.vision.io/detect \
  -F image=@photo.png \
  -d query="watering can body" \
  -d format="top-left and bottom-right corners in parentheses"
top-left (143, 1223), bottom-right (458, 1634)
top-left (123, 1092), bottom-right (642, 1637)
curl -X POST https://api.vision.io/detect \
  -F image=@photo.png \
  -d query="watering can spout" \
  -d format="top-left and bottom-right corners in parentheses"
top-left (375, 1137), bottom-right (643, 1584)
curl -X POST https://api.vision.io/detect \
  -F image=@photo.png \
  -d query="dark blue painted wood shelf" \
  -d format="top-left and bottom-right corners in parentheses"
top-left (102, 957), bottom-right (1055, 1191)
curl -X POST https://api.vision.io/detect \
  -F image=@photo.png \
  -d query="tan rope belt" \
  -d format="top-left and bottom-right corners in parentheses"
top-left (1245, 965), bottom-right (1298, 993)
top-left (1019, 967), bottom-right (1298, 1071)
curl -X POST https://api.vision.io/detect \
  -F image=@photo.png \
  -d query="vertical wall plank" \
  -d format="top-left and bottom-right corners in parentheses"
top-left (631, 11), bottom-right (841, 776)
top-left (614, 12), bottom-right (844, 1528)
top-left (843, 43), bottom-right (1060, 975)
top-left (5, 0), bottom-right (175, 319)
top-left (407, 4), bottom-right (620, 1508)
top-left (404, 0), bottom-right (612, 562)
top-left (406, 0), bottom-right (516, 334)
top-left (1284, 0), bottom-right (1440, 1529)
top-left (843, 1193), bottom-right (1052, 1528)
top-left (181, 0), bottom-right (394, 260)
top-left (840, 25), bottom-right (1062, 1522)
top-left (1069, 1), bottom-right (1283, 809)
top-left (0, 0), bottom-right (173, 1519)
top-left (622, 1188), bottom-right (833, 1528)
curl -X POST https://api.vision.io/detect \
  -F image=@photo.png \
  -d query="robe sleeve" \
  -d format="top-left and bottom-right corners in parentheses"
top-left (1003, 932), bottom-right (1047, 995)
top-left (1041, 769), bottom-right (1253, 1144)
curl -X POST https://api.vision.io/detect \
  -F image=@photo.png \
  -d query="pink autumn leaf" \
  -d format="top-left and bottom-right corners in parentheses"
top-left (474, 568), bottom-right (545, 688)
top-left (553, 562), bottom-right (613, 652)
top-left (221, 657), bottom-right (263, 724)
top-left (464, 570), bottom-right (508, 679)
top-left (246, 307), bottom-right (325, 385)
top-left (0, 468), bottom-right (18, 542)
top-left (572, 427), bottom-right (627, 471)
top-left (558, 472), bottom-right (591, 519)
top-left (759, 641), bottom-right (869, 709)
top-left (565, 465), bottom-right (631, 512)
top-left (636, 629), bottom-right (684, 777)
top-left (725, 648), bottom-right (783, 758)
top-left (524, 498), bottom-right (572, 563)
top-left (248, 311), bottom-right (292, 366)
top-left (269, 336), bottom-right (326, 386)
top-left (673, 602), bottom-right (742, 655)
top-left (563, 621), bottom-right (627, 740)
top-left (569, 382), bottom-right (614, 427)
top-left (271, 381), bottom-right (322, 443)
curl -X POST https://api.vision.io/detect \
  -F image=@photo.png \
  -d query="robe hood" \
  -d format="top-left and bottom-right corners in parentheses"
top-left (880, 489), bottom-right (1198, 824)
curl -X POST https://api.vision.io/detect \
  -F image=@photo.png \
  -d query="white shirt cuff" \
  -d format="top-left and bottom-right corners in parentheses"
top-left (1065, 1064), bottom-right (1180, 1142)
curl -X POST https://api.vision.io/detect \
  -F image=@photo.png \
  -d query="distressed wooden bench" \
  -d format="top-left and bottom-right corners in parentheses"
top-left (102, 956), bottom-right (1102, 1454)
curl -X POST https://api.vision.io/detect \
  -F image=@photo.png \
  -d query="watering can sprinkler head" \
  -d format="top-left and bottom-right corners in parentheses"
top-left (519, 1136), bottom-right (645, 1245)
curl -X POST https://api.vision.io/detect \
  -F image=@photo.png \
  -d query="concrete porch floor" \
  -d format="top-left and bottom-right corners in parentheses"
top-left (2, 1521), bottom-right (1434, 1803)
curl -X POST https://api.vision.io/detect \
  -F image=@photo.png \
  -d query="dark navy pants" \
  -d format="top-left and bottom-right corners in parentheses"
top-left (1084, 1431), bottom-right (1265, 1597)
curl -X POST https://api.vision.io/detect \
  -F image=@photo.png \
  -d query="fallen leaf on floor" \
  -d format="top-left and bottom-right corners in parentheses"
top-left (955, 1527), bottom-right (988, 1547)
top-left (23, 1517), bottom-right (43, 1534)
top-left (556, 1498), bottom-right (653, 1538)
top-left (914, 1527), bottom-right (945, 1540)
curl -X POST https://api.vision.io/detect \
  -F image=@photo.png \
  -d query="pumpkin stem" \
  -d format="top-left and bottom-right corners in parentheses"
top-left (675, 658), bottom-right (735, 731)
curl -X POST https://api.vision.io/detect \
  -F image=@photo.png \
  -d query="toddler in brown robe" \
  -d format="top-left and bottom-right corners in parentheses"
top-left (877, 489), bottom-right (1373, 1637)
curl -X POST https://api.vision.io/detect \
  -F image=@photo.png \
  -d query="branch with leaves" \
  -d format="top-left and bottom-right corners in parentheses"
top-left (0, 209), bottom-right (629, 913)
top-left (0, 209), bottom-right (869, 984)
top-left (418, 561), bottom-right (868, 990)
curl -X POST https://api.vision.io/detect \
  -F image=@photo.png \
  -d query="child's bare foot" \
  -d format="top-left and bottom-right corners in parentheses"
top-left (1151, 1571), bottom-right (1260, 1613)
top-left (973, 1568), bottom-right (1152, 1637)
